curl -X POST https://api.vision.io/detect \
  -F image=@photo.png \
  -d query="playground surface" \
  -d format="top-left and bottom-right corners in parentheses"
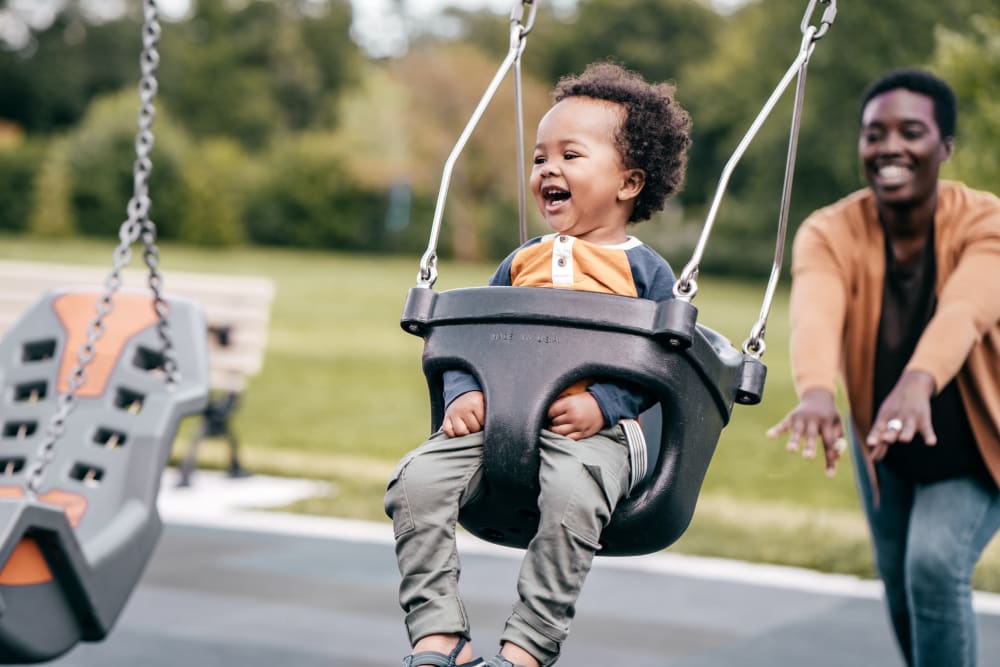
top-left (43, 471), bottom-right (1000, 667)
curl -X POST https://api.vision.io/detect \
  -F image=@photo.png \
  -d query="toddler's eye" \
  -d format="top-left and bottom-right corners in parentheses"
top-left (564, 152), bottom-right (578, 160)
top-left (533, 155), bottom-right (546, 164)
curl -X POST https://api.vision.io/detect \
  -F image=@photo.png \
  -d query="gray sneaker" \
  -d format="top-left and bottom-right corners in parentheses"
top-left (481, 656), bottom-right (527, 667)
top-left (402, 638), bottom-right (483, 667)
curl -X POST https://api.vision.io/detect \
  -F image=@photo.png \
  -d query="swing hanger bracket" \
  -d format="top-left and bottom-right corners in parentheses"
top-left (510, 1), bottom-right (537, 39)
top-left (418, 250), bottom-right (438, 288)
top-left (742, 321), bottom-right (767, 359)
top-left (802, 0), bottom-right (837, 41)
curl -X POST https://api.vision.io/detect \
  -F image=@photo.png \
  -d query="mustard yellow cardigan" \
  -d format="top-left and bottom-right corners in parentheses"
top-left (789, 180), bottom-right (1000, 485)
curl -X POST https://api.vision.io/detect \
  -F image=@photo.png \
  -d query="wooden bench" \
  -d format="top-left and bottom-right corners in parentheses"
top-left (0, 259), bottom-right (275, 484)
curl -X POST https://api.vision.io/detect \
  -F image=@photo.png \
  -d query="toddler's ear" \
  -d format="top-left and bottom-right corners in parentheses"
top-left (619, 168), bottom-right (646, 201)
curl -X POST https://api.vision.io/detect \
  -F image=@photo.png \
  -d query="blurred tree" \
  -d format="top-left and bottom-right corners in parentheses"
top-left (29, 91), bottom-right (191, 240)
top-left (242, 132), bottom-right (387, 250)
top-left (932, 14), bottom-right (1000, 193)
top-left (178, 137), bottom-right (255, 246)
top-left (0, 0), bottom-right (363, 148)
top-left (680, 0), bottom-right (999, 276)
top-left (527, 0), bottom-right (718, 88)
top-left (0, 9), bottom-right (140, 133)
top-left (441, 0), bottom-right (718, 88)
top-left (0, 127), bottom-right (41, 233)
top-left (382, 42), bottom-right (552, 261)
top-left (157, 0), bottom-right (362, 149)
top-left (393, 3), bottom-right (717, 263)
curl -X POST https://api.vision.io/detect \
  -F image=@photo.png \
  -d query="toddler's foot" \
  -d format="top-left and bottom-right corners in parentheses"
top-left (404, 635), bottom-right (479, 666)
top-left (482, 656), bottom-right (527, 667)
top-left (486, 641), bottom-right (539, 667)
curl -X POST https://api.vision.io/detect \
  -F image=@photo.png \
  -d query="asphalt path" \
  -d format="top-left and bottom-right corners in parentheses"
top-left (41, 473), bottom-right (1000, 667)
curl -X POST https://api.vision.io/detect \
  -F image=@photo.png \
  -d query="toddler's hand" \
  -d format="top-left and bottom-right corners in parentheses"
top-left (442, 391), bottom-right (485, 437)
top-left (548, 392), bottom-right (604, 440)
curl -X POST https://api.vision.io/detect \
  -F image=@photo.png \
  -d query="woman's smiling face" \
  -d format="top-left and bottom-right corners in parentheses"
top-left (859, 88), bottom-right (952, 211)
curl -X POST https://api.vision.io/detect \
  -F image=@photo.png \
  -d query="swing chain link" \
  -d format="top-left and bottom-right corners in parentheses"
top-left (802, 0), bottom-right (837, 41)
top-left (26, 0), bottom-right (172, 495)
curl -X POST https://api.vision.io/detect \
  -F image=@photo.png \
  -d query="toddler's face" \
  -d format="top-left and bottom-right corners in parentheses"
top-left (530, 97), bottom-right (637, 244)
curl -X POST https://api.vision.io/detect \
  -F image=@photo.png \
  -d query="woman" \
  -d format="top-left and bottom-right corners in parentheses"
top-left (769, 68), bottom-right (1000, 666)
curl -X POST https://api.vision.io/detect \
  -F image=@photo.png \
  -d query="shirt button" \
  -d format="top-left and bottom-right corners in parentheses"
top-left (558, 235), bottom-right (568, 243)
top-left (557, 258), bottom-right (566, 267)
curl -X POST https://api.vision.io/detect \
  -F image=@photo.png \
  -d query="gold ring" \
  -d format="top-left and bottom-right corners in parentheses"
top-left (886, 418), bottom-right (903, 432)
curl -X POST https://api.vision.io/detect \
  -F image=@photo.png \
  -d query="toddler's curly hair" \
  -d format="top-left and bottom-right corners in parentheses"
top-left (553, 61), bottom-right (692, 223)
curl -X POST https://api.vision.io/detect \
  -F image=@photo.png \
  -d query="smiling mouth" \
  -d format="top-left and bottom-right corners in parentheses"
top-left (542, 186), bottom-right (570, 205)
top-left (874, 164), bottom-right (911, 186)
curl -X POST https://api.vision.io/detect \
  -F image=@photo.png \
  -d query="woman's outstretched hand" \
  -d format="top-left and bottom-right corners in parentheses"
top-left (767, 387), bottom-right (845, 477)
top-left (866, 369), bottom-right (937, 462)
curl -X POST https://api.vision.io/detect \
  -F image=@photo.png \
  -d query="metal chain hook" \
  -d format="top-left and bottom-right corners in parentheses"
top-left (510, 1), bottom-right (538, 38)
top-left (801, 0), bottom-right (837, 41)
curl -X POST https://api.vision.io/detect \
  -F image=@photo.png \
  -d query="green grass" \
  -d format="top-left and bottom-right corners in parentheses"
top-left (3, 234), bottom-right (998, 591)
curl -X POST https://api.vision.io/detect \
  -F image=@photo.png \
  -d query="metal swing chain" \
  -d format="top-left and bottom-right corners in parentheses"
top-left (26, 0), bottom-right (175, 496)
top-left (416, 0), bottom-right (537, 288)
top-left (512, 2), bottom-right (535, 245)
top-left (741, 30), bottom-right (814, 358)
top-left (672, 0), bottom-right (836, 358)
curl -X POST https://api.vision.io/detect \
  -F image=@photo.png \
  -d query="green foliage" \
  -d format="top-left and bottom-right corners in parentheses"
top-left (0, 13), bottom-right (141, 133)
top-left (27, 91), bottom-right (250, 247)
top-left (177, 138), bottom-right (253, 247)
top-left (681, 1), bottom-right (1000, 274)
top-left (29, 134), bottom-right (75, 238)
top-left (157, 0), bottom-right (362, 149)
top-left (932, 14), bottom-right (1000, 191)
top-left (4, 0), bottom-right (998, 266)
top-left (450, 0), bottom-right (718, 88)
top-left (33, 91), bottom-right (191, 240)
top-left (527, 0), bottom-right (719, 87)
top-left (0, 135), bottom-right (41, 233)
top-left (243, 133), bottom-right (387, 250)
top-left (379, 44), bottom-right (552, 260)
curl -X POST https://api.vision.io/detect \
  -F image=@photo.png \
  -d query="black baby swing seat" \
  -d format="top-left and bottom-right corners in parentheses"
top-left (403, 286), bottom-right (763, 556)
top-left (403, 0), bottom-right (835, 556)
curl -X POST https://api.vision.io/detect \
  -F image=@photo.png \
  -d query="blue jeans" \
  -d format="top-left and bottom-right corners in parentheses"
top-left (851, 429), bottom-right (1000, 666)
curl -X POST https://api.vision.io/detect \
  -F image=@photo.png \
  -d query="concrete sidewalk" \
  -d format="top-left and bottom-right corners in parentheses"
top-left (156, 468), bottom-right (1000, 617)
top-left (36, 468), bottom-right (998, 666)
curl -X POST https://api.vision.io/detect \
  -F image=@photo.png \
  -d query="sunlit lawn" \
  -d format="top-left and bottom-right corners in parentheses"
top-left (3, 234), bottom-right (997, 591)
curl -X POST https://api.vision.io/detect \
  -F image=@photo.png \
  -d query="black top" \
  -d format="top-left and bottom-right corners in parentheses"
top-left (873, 224), bottom-right (991, 484)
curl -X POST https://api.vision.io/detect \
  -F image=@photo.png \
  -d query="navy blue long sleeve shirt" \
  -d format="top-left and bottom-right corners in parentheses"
top-left (443, 233), bottom-right (675, 426)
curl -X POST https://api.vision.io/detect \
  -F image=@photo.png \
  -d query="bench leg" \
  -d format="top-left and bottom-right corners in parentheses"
top-left (225, 430), bottom-right (251, 479)
top-left (176, 423), bottom-right (209, 487)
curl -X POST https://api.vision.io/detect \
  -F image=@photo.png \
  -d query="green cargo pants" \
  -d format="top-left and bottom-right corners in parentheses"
top-left (384, 426), bottom-right (630, 666)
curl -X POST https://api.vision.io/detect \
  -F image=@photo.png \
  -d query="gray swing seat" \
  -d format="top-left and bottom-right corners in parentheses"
top-left (402, 286), bottom-right (765, 557)
top-left (0, 289), bottom-right (209, 663)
